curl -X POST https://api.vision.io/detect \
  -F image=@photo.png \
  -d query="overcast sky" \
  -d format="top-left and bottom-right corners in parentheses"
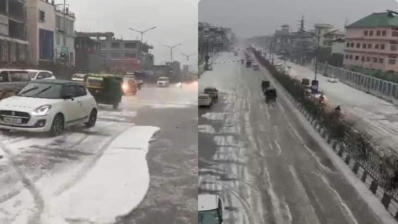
top-left (63, 0), bottom-right (198, 66)
top-left (199, 0), bottom-right (398, 38)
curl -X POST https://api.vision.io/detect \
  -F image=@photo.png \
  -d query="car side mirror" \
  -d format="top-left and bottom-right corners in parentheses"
top-left (63, 94), bottom-right (74, 100)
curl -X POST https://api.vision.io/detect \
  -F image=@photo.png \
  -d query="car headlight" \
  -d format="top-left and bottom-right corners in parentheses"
top-left (122, 83), bottom-right (129, 92)
top-left (32, 105), bottom-right (52, 116)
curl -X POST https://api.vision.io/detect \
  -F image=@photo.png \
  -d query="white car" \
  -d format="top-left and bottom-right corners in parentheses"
top-left (157, 77), bottom-right (170, 87)
top-left (0, 80), bottom-right (98, 136)
top-left (25, 69), bottom-right (55, 80)
top-left (198, 194), bottom-right (224, 224)
top-left (199, 93), bottom-right (213, 107)
top-left (328, 76), bottom-right (339, 83)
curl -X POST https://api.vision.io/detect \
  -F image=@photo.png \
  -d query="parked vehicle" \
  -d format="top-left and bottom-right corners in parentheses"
top-left (328, 76), bottom-right (339, 83)
top-left (25, 70), bottom-right (55, 80)
top-left (86, 74), bottom-right (123, 109)
top-left (198, 194), bottom-right (224, 224)
top-left (0, 79), bottom-right (97, 136)
top-left (265, 88), bottom-right (277, 103)
top-left (157, 76), bottom-right (170, 87)
top-left (204, 87), bottom-right (218, 100)
top-left (71, 73), bottom-right (88, 84)
top-left (0, 69), bottom-right (32, 99)
top-left (199, 93), bottom-right (213, 107)
top-left (246, 60), bottom-right (252, 67)
top-left (122, 75), bottom-right (138, 95)
top-left (253, 64), bottom-right (260, 70)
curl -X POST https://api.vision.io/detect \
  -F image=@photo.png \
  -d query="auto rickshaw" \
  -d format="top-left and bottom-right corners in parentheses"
top-left (86, 74), bottom-right (123, 109)
top-left (265, 88), bottom-right (277, 103)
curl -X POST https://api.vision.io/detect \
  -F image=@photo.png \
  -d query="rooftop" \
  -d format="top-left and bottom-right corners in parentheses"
top-left (347, 10), bottom-right (398, 28)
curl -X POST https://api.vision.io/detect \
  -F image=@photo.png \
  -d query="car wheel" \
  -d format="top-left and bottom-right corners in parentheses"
top-left (85, 109), bottom-right (97, 128)
top-left (50, 114), bottom-right (64, 136)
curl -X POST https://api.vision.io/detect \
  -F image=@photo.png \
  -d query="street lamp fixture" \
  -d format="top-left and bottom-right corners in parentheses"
top-left (128, 26), bottom-right (157, 68)
top-left (163, 43), bottom-right (182, 62)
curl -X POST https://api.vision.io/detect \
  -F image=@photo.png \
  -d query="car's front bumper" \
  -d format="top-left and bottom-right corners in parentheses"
top-left (0, 115), bottom-right (52, 132)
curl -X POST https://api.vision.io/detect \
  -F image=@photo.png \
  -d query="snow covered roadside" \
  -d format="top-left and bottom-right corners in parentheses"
top-left (42, 126), bottom-right (160, 223)
top-left (0, 125), bottom-right (159, 224)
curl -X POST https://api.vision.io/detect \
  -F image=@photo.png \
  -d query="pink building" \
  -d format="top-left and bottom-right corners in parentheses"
top-left (344, 10), bottom-right (398, 72)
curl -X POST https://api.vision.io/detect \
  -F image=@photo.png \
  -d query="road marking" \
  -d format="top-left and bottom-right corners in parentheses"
top-left (265, 105), bottom-right (271, 120)
top-left (303, 145), bottom-right (333, 173)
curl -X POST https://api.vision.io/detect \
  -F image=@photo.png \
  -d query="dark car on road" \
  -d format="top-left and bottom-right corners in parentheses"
top-left (204, 87), bottom-right (218, 100)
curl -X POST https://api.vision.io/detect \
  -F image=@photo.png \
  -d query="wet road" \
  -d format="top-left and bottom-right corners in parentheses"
top-left (199, 52), bottom-right (393, 224)
top-left (0, 83), bottom-right (197, 224)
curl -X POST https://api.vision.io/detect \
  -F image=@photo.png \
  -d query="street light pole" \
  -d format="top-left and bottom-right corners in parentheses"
top-left (129, 26), bottom-right (157, 68)
top-left (314, 28), bottom-right (321, 81)
top-left (163, 43), bottom-right (182, 62)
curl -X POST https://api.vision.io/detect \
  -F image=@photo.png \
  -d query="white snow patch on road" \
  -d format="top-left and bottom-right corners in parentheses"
top-left (42, 126), bottom-right (159, 223)
top-left (198, 125), bottom-right (215, 134)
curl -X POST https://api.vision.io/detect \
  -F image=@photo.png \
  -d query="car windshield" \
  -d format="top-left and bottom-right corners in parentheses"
top-left (17, 82), bottom-right (62, 99)
top-left (198, 210), bottom-right (220, 224)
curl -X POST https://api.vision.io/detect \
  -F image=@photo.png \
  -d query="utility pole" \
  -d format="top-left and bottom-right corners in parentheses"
top-left (181, 53), bottom-right (195, 61)
top-left (163, 43), bottom-right (181, 62)
top-left (314, 28), bottom-right (321, 81)
top-left (129, 26), bottom-right (157, 68)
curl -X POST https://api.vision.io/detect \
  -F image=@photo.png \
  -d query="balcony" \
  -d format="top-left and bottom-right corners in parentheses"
top-left (8, 0), bottom-right (24, 22)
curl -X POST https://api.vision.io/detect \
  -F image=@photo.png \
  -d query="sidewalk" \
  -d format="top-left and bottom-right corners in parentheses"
top-left (279, 59), bottom-right (398, 157)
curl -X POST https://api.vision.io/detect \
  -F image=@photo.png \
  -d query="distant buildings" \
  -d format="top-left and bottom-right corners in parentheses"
top-left (270, 19), bottom-right (345, 66)
top-left (344, 10), bottom-right (398, 72)
top-left (199, 22), bottom-right (234, 63)
top-left (75, 32), bottom-right (154, 73)
top-left (54, 6), bottom-right (75, 66)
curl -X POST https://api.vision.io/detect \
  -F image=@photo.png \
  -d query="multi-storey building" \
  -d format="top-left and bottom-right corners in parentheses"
top-left (0, 0), bottom-right (28, 65)
top-left (344, 10), bottom-right (398, 72)
top-left (76, 32), bottom-right (154, 73)
top-left (26, 0), bottom-right (56, 65)
top-left (54, 5), bottom-right (75, 66)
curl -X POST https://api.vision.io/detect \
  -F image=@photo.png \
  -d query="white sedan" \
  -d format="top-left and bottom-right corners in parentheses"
top-left (199, 93), bottom-right (213, 107)
top-left (0, 80), bottom-right (98, 136)
top-left (328, 76), bottom-right (339, 83)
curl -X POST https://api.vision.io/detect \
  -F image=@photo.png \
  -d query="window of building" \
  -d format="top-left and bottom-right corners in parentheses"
top-left (124, 42), bottom-right (137, 48)
top-left (346, 42), bottom-right (349, 47)
top-left (367, 43), bottom-right (372, 48)
top-left (393, 31), bottom-right (398, 37)
top-left (350, 42), bottom-right (355, 47)
top-left (355, 55), bottom-right (359, 60)
top-left (361, 56), bottom-right (365, 61)
top-left (379, 58), bottom-right (384, 63)
top-left (369, 30), bottom-right (374, 36)
top-left (389, 58), bottom-right (396, 64)
top-left (375, 44), bottom-right (379, 49)
top-left (356, 43), bottom-right (360, 48)
top-left (345, 54), bottom-right (348, 59)
top-left (350, 55), bottom-right (353, 59)
top-left (373, 57), bottom-right (378, 63)
top-left (366, 57), bottom-right (370, 62)
top-left (376, 30), bottom-right (381, 36)
top-left (392, 45), bottom-right (398, 51)
top-left (362, 43), bottom-right (366, 48)
top-left (381, 44), bottom-right (385, 50)
top-left (364, 30), bottom-right (368, 36)
top-left (111, 42), bottom-right (120, 48)
top-left (382, 30), bottom-right (387, 36)
top-left (39, 10), bottom-right (45, 23)
top-left (111, 53), bottom-right (121, 58)
top-left (125, 53), bottom-right (136, 58)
